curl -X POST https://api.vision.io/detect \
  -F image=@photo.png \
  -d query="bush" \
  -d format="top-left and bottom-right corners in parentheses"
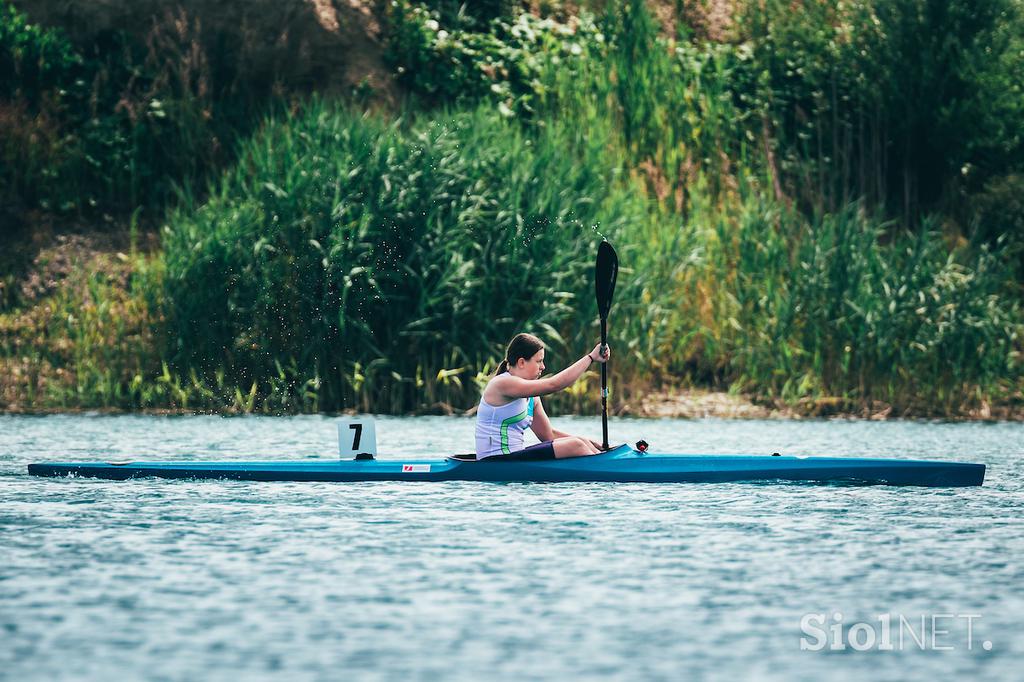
top-left (739, 0), bottom-right (1024, 220)
top-left (0, 2), bottom-right (280, 219)
top-left (970, 173), bottom-right (1024, 274)
top-left (0, 2), bottom-right (81, 105)
top-left (162, 99), bottom-right (645, 412)
top-left (385, 0), bottom-right (603, 116)
top-left (673, 196), bottom-right (1023, 414)
top-left (0, 2), bottom-right (82, 213)
top-left (0, 238), bottom-right (166, 410)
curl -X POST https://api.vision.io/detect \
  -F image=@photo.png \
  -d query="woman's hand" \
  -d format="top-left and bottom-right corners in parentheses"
top-left (588, 343), bottom-right (611, 363)
top-left (587, 438), bottom-right (604, 451)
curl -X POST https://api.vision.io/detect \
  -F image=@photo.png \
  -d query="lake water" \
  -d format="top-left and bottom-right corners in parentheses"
top-left (2, 414), bottom-right (1022, 681)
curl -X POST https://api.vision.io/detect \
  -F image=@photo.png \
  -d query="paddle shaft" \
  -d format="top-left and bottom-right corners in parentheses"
top-left (600, 317), bottom-right (609, 450)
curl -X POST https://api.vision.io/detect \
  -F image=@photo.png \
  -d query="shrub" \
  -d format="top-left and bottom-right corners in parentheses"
top-left (385, 0), bottom-right (603, 116)
top-left (162, 99), bottom-right (645, 412)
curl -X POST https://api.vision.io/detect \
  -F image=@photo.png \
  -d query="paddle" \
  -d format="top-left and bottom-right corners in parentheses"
top-left (595, 240), bottom-right (618, 451)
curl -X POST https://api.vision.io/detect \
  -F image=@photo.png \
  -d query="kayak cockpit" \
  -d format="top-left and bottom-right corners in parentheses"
top-left (445, 444), bottom-right (633, 463)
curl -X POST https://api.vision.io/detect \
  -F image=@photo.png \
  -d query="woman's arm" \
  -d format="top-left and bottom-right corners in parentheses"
top-left (529, 399), bottom-right (578, 441)
top-left (530, 398), bottom-right (602, 449)
top-left (530, 397), bottom-right (555, 441)
top-left (493, 344), bottom-right (608, 400)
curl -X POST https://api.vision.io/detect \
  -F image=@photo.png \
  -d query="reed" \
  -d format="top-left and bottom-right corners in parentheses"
top-left (162, 99), bottom-right (649, 413)
top-left (0, 249), bottom-right (168, 410)
top-left (675, 196), bottom-right (1022, 415)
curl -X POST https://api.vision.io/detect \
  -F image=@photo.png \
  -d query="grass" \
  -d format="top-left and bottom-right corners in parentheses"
top-left (0, 243), bottom-right (166, 410)
top-left (160, 99), bottom-right (648, 413)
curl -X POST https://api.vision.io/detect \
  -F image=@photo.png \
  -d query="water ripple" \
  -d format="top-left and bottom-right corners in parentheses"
top-left (1, 415), bottom-right (1022, 680)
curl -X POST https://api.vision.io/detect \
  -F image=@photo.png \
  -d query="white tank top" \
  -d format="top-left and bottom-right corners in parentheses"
top-left (475, 374), bottom-right (536, 458)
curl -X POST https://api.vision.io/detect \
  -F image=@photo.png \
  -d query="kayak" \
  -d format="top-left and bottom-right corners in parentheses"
top-left (27, 444), bottom-right (985, 487)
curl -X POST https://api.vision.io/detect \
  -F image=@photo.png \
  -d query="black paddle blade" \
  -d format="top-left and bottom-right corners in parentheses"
top-left (595, 240), bottom-right (619, 320)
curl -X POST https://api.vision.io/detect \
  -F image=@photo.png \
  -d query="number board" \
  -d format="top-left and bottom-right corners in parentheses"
top-left (337, 418), bottom-right (377, 458)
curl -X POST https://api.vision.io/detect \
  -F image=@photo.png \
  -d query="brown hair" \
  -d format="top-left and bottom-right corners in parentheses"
top-left (496, 333), bottom-right (545, 375)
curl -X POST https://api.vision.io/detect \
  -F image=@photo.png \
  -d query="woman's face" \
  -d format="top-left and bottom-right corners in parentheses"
top-left (516, 349), bottom-right (545, 379)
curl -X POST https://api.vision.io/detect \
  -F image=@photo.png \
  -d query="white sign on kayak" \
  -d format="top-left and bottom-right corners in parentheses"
top-left (337, 417), bottom-right (377, 459)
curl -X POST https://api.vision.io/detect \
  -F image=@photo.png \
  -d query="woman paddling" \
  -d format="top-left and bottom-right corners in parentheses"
top-left (475, 333), bottom-right (610, 460)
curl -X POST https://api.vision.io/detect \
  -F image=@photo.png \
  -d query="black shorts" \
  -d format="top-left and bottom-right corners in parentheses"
top-left (483, 440), bottom-right (556, 462)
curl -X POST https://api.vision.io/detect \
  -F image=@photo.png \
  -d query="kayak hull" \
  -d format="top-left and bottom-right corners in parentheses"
top-left (27, 445), bottom-right (985, 487)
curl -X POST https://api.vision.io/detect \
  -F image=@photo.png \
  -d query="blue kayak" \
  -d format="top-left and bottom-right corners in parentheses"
top-left (27, 444), bottom-right (985, 487)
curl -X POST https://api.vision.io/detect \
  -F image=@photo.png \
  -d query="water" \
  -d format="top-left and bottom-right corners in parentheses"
top-left (1, 415), bottom-right (1022, 681)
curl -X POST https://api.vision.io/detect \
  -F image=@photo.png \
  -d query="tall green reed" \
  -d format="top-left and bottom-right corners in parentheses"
top-left (162, 99), bottom-right (648, 413)
top-left (527, 1), bottom-right (1023, 414)
top-left (0, 249), bottom-right (169, 410)
top-left (669, 195), bottom-right (1022, 414)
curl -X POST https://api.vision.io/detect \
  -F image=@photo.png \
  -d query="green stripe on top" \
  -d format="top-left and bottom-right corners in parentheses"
top-left (500, 397), bottom-right (535, 455)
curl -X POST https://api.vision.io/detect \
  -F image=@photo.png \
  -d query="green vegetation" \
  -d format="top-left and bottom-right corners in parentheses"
top-left (665, 197), bottom-right (1020, 414)
top-left (0, 240), bottom-right (167, 409)
top-left (0, 0), bottom-right (279, 221)
top-left (385, 2), bottom-right (604, 117)
top-left (162, 101), bottom-right (644, 413)
top-left (1, 0), bottom-right (1023, 417)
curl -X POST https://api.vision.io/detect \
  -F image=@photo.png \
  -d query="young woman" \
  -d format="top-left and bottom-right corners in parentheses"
top-left (474, 333), bottom-right (610, 460)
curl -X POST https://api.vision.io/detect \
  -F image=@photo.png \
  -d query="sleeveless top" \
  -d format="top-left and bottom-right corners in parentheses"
top-left (475, 374), bottom-right (536, 458)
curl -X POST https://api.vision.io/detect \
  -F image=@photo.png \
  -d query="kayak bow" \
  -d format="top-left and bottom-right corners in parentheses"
top-left (27, 444), bottom-right (985, 487)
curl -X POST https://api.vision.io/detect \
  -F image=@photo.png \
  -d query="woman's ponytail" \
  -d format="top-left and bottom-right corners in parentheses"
top-left (495, 359), bottom-right (509, 376)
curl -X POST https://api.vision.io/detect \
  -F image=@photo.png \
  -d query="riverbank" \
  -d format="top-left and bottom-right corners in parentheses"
top-left (3, 389), bottom-right (1022, 422)
top-left (2, 223), bottom-right (1022, 420)
top-left (3, 2), bottom-right (1023, 418)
